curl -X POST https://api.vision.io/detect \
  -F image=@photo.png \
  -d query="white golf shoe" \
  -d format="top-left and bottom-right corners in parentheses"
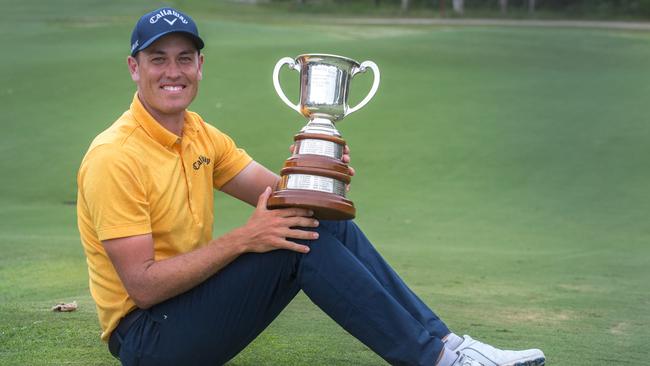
top-left (453, 335), bottom-right (545, 366)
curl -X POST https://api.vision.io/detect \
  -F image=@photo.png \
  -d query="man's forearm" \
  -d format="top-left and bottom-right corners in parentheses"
top-left (107, 231), bottom-right (247, 309)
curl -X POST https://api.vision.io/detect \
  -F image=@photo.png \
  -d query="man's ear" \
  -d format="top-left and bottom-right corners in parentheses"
top-left (197, 53), bottom-right (204, 81)
top-left (127, 55), bottom-right (139, 82)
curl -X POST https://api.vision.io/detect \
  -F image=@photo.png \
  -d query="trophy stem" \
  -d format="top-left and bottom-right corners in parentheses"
top-left (300, 118), bottom-right (341, 136)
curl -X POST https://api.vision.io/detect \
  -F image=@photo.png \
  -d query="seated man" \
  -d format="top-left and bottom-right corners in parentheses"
top-left (77, 7), bottom-right (546, 366)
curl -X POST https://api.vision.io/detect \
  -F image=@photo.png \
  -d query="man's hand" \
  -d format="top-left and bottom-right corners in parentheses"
top-left (342, 145), bottom-right (355, 191)
top-left (233, 187), bottom-right (319, 254)
top-left (290, 144), bottom-right (355, 192)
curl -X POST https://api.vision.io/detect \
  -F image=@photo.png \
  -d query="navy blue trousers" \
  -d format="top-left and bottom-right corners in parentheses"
top-left (118, 220), bottom-right (450, 365)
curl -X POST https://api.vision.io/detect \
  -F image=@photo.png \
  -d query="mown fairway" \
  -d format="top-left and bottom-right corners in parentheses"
top-left (1, 1), bottom-right (649, 365)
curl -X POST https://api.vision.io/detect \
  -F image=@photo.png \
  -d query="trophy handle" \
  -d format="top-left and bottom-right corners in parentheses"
top-left (273, 57), bottom-right (302, 115)
top-left (347, 60), bottom-right (380, 116)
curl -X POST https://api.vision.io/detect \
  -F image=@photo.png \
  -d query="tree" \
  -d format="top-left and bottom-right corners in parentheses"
top-left (499, 0), bottom-right (508, 14)
top-left (529, 0), bottom-right (536, 14)
top-left (401, 0), bottom-right (410, 11)
top-left (452, 0), bottom-right (464, 15)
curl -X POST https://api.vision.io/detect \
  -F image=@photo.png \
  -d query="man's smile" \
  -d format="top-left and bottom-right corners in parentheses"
top-left (161, 84), bottom-right (186, 93)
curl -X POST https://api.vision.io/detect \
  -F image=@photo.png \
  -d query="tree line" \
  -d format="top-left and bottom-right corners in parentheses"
top-left (285, 0), bottom-right (650, 17)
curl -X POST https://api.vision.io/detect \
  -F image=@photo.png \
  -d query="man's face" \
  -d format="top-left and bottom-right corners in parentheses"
top-left (127, 33), bottom-right (204, 120)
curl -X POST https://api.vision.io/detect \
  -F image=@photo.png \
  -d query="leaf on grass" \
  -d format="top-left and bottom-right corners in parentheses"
top-left (51, 301), bottom-right (78, 312)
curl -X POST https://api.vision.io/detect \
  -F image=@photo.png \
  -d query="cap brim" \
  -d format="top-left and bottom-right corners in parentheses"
top-left (131, 30), bottom-right (204, 56)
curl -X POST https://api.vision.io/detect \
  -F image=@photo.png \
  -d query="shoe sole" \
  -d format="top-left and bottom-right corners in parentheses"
top-left (512, 357), bottom-right (546, 366)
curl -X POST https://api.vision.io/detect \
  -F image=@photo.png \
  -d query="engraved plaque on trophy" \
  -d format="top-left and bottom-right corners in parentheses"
top-left (267, 54), bottom-right (380, 220)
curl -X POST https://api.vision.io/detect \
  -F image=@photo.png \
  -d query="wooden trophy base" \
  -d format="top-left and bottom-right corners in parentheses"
top-left (268, 189), bottom-right (355, 220)
top-left (268, 133), bottom-right (355, 220)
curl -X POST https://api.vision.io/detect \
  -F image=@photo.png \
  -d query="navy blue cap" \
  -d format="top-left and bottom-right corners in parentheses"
top-left (130, 8), bottom-right (204, 56)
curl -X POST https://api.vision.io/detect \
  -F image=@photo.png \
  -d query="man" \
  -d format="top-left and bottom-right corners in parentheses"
top-left (77, 7), bottom-right (546, 366)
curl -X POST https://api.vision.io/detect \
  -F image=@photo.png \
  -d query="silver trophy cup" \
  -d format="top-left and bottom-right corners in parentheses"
top-left (273, 54), bottom-right (380, 138)
top-left (268, 54), bottom-right (380, 220)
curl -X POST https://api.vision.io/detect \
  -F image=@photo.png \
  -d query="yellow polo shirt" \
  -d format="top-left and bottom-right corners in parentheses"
top-left (77, 94), bottom-right (252, 341)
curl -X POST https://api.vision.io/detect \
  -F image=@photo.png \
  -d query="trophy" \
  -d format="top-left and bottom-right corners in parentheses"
top-left (267, 54), bottom-right (380, 220)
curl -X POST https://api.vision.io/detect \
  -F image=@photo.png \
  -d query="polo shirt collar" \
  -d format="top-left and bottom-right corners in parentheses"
top-left (182, 112), bottom-right (201, 137)
top-left (130, 93), bottom-right (183, 148)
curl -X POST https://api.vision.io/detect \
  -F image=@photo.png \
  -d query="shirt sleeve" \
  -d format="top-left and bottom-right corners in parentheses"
top-left (206, 124), bottom-right (253, 189)
top-left (79, 144), bottom-right (152, 241)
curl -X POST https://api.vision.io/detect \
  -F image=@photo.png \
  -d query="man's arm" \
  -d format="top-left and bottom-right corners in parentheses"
top-left (103, 154), bottom-right (348, 309)
top-left (103, 180), bottom-right (318, 309)
top-left (219, 161), bottom-right (280, 206)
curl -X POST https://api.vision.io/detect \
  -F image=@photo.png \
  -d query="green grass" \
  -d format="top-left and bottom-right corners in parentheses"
top-left (1, 0), bottom-right (650, 365)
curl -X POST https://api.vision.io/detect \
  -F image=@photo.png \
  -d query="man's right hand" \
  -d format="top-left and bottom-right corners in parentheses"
top-left (233, 186), bottom-right (319, 254)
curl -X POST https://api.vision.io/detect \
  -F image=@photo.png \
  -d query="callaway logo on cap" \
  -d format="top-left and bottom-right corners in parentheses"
top-left (130, 7), bottom-right (204, 56)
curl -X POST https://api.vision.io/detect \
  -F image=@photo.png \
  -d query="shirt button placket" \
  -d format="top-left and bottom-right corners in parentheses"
top-left (182, 139), bottom-right (200, 224)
